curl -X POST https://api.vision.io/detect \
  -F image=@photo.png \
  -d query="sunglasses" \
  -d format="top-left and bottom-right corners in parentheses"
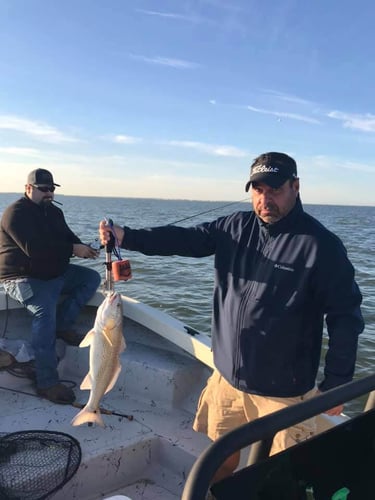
top-left (33, 185), bottom-right (56, 193)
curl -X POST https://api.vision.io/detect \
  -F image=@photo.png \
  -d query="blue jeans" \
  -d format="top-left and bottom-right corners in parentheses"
top-left (3, 264), bottom-right (101, 389)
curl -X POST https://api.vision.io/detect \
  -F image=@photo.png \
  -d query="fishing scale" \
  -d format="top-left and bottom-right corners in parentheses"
top-left (104, 218), bottom-right (132, 292)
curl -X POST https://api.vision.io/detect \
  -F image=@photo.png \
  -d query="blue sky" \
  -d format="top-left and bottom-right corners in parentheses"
top-left (0, 0), bottom-right (374, 205)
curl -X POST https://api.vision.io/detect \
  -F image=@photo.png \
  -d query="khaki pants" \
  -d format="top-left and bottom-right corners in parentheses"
top-left (193, 370), bottom-right (317, 455)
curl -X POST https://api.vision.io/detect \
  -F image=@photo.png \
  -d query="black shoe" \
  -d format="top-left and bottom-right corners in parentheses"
top-left (56, 330), bottom-right (84, 346)
top-left (0, 350), bottom-right (16, 369)
top-left (37, 383), bottom-right (75, 404)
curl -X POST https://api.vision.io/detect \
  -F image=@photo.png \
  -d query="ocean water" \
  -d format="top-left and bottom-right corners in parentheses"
top-left (0, 193), bottom-right (374, 415)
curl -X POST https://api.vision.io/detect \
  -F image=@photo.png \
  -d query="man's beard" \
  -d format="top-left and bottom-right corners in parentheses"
top-left (39, 198), bottom-right (53, 206)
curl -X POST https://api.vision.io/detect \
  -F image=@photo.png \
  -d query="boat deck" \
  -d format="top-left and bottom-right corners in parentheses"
top-left (0, 294), bottom-right (213, 499)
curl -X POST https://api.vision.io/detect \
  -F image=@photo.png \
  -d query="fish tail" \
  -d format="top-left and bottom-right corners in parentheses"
top-left (71, 406), bottom-right (105, 427)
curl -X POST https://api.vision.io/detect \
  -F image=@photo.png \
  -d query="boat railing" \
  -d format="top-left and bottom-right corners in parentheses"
top-left (181, 373), bottom-right (375, 500)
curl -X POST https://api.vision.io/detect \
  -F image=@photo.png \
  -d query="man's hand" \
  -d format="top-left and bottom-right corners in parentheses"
top-left (99, 220), bottom-right (124, 247)
top-left (316, 390), bottom-right (344, 416)
top-left (73, 244), bottom-right (99, 259)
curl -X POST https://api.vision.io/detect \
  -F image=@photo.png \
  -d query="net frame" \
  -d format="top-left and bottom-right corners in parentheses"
top-left (0, 430), bottom-right (82, 500)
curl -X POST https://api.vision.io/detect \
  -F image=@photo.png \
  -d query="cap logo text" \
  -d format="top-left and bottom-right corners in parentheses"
top-left (252, 165), bottom-right (279, 174)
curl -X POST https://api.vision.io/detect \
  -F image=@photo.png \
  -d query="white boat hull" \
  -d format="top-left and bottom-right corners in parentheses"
top-left (0, 290), bottom-right (342, 499)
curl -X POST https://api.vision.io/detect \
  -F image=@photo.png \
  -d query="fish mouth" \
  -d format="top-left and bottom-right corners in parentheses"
top-left (107, 291), bottom-right (120, 305)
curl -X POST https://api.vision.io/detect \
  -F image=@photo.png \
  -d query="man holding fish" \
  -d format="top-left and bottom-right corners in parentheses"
top-left (99, 152), bottom-right (364, 485)
top-left (0, 169), bottom-right (101, 404)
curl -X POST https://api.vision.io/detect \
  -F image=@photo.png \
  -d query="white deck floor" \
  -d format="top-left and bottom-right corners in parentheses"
top-left (0, 299), bottom-right (213, 499)
top-left (0, 293), bottom-right (342, 499)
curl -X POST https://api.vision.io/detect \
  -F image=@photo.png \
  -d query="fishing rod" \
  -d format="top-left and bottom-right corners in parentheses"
top-left (72, 402), bottom-right (134, 421)
top-left (101, 197), bottom-right (249, 286)
top-left (168, 197), bottom-right (249, 225)
top-left (0, 385), bottom-right (134, 421)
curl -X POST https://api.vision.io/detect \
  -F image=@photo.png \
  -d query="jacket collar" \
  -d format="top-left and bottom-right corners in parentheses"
top-left (257, 196), bottom-right (304, 235)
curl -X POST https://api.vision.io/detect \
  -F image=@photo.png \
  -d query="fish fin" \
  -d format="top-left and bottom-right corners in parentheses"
top-left (80, 373), bottom-right (92, 390)
top-left (104, 363), bottom-right (122, 394)
top-left (79, 329), bottom-right (95, 348)
top-left (71, 406), bottom-right (105, 427)
top-left (102, 328), bottom-right (114, 347)
top-left (120, 335), bottom-right (126, 352)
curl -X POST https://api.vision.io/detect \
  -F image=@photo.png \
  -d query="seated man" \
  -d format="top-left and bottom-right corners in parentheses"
top-left (0, 169), bottom-right (101, 404)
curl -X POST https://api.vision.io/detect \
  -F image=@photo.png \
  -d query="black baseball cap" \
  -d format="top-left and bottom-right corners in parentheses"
top-left (245, 152), bottom-right (298, 191)
top-left (27, 169), bottom-right (60, 187)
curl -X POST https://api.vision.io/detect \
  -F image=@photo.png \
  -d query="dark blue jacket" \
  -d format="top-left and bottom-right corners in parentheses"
top-left (121, 199), bottom-right (364, 397)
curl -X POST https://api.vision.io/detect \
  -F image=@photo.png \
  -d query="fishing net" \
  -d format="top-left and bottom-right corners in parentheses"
top-left (0, 430), bottom-right (81, 500)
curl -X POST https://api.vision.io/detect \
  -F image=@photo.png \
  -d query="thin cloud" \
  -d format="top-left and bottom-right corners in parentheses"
top-left (112, 135), bottom-right (142, 144)
top-left (163, 140), bottom-right (247, 157)
top-left (136, 9), bottom-right (203, 23)
top-left (262, 89), bottom-right (316, 107)
top-left (0, 115), bottom-right (78, 143)
top-left (328, 111), bottom-right (375, 133)
top-left (0, 147), bottom-right (41, 157)
top-left (310, 155), bottom-right (375, 174)
top-left (246, 105), bottom-right (320, 125)
top-left (341, 160), bottom-right (375, 173)
top-left (129, 54), bottom-right (201, 69)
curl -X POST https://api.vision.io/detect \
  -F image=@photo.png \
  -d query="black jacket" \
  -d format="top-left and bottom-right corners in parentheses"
top-left (121, 198), bottom-right (364, 397)
top-left (0, 195), bottom-right (81, 280)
